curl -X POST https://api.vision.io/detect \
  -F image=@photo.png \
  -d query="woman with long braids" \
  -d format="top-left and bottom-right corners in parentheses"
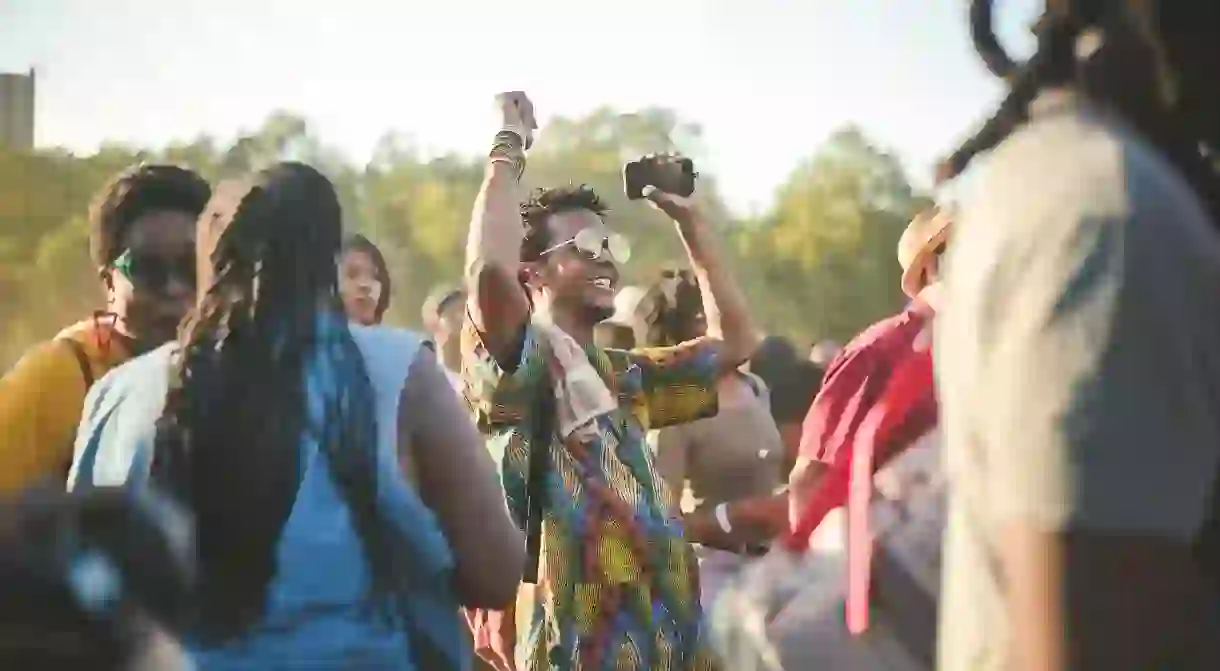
top-left (68, 162), bottom-right (523, 669)
top-left (936, 2), bottom-right (1220, 669)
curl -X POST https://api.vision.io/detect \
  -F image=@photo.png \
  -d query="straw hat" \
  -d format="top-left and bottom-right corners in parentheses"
top-left (897, 207), bottom-right (952, 299)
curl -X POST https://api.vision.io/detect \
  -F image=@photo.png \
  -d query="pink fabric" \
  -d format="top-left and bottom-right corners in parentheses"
top-left (797, 301), bottom-right (933, 468)
top-left (783, 346), bottom-right (936, 634)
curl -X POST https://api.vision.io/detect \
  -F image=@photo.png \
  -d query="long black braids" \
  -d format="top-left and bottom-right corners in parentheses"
top-left (940, 0), bottom-right (1220, 227)
top-left (150, 162), bottom-right (407, 641)
top-left (938, 0), bottom-right (1086, 181)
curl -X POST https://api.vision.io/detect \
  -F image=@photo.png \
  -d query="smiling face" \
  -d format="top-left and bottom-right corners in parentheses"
top-left (531, 209), bottom-right (621, 328)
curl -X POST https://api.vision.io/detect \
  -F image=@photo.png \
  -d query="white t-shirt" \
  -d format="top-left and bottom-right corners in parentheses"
top-left (936, 92), bottom-right (1220, 670)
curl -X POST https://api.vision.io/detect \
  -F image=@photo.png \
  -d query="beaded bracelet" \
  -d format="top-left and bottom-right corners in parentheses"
top-left (489, 130), bottom-right (526, 180)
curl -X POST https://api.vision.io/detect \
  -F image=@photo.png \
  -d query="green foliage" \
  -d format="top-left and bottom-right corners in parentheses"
top-left (739, 127), bottom-right (933, 342)
top-left (0, 109), bottom-right (929, 369)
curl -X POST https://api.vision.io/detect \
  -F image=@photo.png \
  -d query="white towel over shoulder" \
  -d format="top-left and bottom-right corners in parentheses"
top-left (530, 312), bottom-right (617, 440)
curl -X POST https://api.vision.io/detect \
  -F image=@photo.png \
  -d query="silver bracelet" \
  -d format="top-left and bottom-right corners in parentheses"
top-left (489, 131), bottom-right (526, 180)
top-left (714, 502), bottom-right (733, 534)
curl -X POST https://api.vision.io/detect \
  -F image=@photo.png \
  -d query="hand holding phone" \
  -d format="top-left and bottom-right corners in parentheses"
top-left (623, 154), bottom-right (697, 200)
top-left (627, 155), bottom-right (702, 227)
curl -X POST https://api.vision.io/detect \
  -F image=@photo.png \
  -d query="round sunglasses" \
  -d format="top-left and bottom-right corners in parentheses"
top-left (112, 248), bottom-right (196, 291)
top-left (541, 227), bottom-right (632, 264)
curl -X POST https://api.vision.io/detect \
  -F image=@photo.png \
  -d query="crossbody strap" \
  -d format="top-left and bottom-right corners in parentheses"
top-left (523, 366), bottom-right (553, 585)
top-left (56, 338), bottom-right (97, 480)
top-left (58, 338), bottom-right (95, 390)
top-left (519, 323), bottom-right (557, 586)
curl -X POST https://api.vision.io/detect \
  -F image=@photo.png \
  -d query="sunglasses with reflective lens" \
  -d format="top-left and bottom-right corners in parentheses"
top-left (112, 249), bottom-right (196, 292)
top-left (542, 227), bottom-right (632, 264)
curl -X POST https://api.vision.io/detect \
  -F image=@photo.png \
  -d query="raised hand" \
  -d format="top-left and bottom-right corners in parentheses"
top-left (643, 184), bottom-right (700, 227)
top-left (495, 91), bottom-right (537, 150)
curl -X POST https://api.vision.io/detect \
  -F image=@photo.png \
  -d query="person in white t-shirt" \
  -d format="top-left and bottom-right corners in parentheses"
top-left (935, 2), bottom-right (1220, 669)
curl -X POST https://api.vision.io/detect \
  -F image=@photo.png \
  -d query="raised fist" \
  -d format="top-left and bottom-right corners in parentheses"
top-left (495, 91), bottom-right (537, 150)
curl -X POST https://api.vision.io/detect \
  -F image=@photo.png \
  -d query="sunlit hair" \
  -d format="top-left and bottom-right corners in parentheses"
top-left (341, 234), bottom-right (393, 322)
top-left (642, 268), bottom-right (703, 347)
top-left (89, 164), bottom-right (211, 269)
top-left (149, 162), bottom-right (406, 640)
top-left (941, 0), bottom-right (1220, 225)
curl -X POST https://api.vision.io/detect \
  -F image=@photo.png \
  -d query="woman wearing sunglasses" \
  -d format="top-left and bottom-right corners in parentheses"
top-left (0, 164), bottom-right (210, 494)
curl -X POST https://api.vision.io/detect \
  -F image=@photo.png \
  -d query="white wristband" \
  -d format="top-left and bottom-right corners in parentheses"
top-left (714, 502), bottom-right (733, 534)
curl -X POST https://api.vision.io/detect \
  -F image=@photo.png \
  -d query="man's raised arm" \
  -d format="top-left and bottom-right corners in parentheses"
top-left (464, 92), bottom-right (537, 367)
top-left (645, 184), bottom-right (760, 372)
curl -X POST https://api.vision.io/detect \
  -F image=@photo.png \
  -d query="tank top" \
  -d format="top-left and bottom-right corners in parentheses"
top-left (70, 317), bottom-right (467, 670)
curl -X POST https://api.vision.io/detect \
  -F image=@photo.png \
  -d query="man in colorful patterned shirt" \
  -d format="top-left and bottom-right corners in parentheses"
top-left (461, 92), bottom-right (759, 670)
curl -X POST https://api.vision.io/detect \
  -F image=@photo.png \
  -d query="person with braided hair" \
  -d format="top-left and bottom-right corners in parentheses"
top-left (68, 162), bottom-right (523, 669)
top-left (936, 2), bottom-right (1220, 669)
top-left (0, 164), bottom-right (210, 494)
top-left (462, 92), bottom-right (759, 670)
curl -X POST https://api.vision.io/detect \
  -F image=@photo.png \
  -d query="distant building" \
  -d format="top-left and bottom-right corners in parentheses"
top-left (0, 69), bottom-right (35, 151)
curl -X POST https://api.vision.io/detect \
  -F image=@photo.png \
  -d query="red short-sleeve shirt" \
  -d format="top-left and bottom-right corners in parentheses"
top-left (798, 300), bottom-right (938, 472)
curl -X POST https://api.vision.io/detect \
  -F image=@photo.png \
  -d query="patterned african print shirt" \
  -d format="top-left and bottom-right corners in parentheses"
top-left (462, 319), bottom-right (723, 670)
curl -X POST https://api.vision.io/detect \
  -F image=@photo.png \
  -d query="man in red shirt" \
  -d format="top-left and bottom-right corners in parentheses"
top-left (677, 208), bottom-right (951, 559)
top-left (703, 209), bottom-right (951, 670)
top-left (787, 206), bottom-right (949, 534)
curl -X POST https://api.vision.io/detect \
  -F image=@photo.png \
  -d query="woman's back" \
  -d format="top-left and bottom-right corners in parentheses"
top-left (71, 321), bottom-right (466, 669)
top-left (651, 372), bottom-right (784, 513)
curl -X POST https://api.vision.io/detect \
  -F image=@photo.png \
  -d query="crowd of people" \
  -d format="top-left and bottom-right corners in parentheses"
top-left (2, 0), bottom-right (1220, 669)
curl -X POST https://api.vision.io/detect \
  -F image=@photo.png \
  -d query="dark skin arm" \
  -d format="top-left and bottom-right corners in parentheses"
top-left (458, 94), bottom-right (538, 671)
top-left (398, 347), bottom-right (524, 609)
top-left (1002, 528), bottom-right (1220, 670)
top-left (681, 491), bottom-right (789, 551)
top-left (644, 186), bottom-right (761, 374)
top-left (465, 93), bottom-right (536, 368)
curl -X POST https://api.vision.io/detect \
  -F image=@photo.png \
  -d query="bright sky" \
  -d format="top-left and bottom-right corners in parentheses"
top-left (1, 0), bottom-right (1039, 214)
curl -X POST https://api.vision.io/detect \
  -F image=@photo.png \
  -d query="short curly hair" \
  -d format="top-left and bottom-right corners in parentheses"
top-left (88, 164), bottom-right (212, 269)
top-left (520, 184), bottom-right (609, 262)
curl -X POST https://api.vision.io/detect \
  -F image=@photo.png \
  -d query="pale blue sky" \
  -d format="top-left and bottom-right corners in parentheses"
top-left (1, 0), bottom-right (1039, 214)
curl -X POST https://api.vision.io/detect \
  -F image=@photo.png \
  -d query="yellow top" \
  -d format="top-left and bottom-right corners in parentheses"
top-left (0, 317), bottom-right (131, 493)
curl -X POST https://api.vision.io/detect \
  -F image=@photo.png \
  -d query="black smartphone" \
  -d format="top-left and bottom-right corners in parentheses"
top-left (623, 155), bottom-right (697, 200)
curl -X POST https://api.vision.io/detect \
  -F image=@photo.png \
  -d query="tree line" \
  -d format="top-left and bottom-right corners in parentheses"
top-left (0, 108), bottom-right (931, 368)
